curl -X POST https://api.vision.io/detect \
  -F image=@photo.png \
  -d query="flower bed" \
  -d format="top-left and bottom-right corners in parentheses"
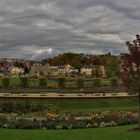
top-left (0, 111), bottom-right (137, 130)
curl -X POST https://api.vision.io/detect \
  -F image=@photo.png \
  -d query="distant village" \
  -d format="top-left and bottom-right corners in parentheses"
top-left (0, 58), bottom-right (106, 78)
top-left (0, 53), bottom-right (120, 78)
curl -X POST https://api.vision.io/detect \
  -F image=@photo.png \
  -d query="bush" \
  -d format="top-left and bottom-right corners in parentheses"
top-left (110, 77), bottom-right (119, 87)
top-left (58, 77), bottom-right (66, 90)
top-left (2, 77), bottom-right (10, 88)
top-left (47, 83), bottom-right (57, 88)
top-left (93, 78), bottom-right (101, 87)
top-left (39, 78), bottom-right (47, 88)
top-left (76, 77), bottom-right (84, 89)
top-left (20, 77), bottom-right (28, 88)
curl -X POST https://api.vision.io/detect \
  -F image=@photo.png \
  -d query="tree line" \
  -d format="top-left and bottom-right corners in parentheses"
top-left (1, 77), bottom-right (119, 89)
top-left (42, 53), bottom-right (120, 77)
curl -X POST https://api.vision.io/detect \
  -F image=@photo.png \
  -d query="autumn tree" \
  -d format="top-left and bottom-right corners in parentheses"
top-left (121, 34), bottom-right (140, 130)
top-left (13, 61), bottom-right (24, 68)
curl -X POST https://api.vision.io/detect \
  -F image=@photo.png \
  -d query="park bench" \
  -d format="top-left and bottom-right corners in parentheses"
top-left (111, 93), bottom-right (117, 96)
top-left (77, 93), bottom-right (83, 96)
top-left (40, 92), bottom-right (47, 96)
top-left (83, 90), bottom-right (94, 95)
top-left (94, 93), bottom-right (101, 96)
top-left (20, 93), bottom-right (28, 96)
top-left (40, 94), bottom-right (46, 96)
top-left (3, 93), bottom-right (11, 96)
top-left (58, 93), bottom-right (65, 96)
top-left (11, 92), bottom-right (20, 96)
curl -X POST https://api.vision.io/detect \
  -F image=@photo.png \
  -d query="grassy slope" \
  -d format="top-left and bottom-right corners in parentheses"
top-left (0, 125), bottom-right (140, 140)
top-left (0, 98), bottom-right (138, 112)
top-left (46, 98), bottom-right (138, 112)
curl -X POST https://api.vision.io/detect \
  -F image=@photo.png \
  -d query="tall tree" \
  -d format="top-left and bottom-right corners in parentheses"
top-left (76, 77), bottom-right (84, 95)
top-left (20, 77), bottom-right (28, 88)
top-left (39, 77), bottom-right (47, 88)
top-left (105, 56), bottom-right (120, 77)
top-left (76, 77), bottom-right (84, 89)
top-left (2, 77), bottom-right (10, 88)
top-left (92, 68), bottom-right (99, 77)
top-left (110, 77), bottom-right (119, 87)
top-left (58, 77), bottom-right (66, 94)
top-left (93, 78), bottom-right (101, 87)
top-left (121, 34), bottom-right (140, 130)
top-left (24, 67), bottom-right (29, 74)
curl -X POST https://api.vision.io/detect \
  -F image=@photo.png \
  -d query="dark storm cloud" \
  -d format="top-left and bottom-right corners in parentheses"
top-left (0, 0), bottom-right (139, 60)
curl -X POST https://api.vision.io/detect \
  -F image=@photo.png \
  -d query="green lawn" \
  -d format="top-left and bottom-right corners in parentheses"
top-left (37, 98), bottom-right (138, 112)
top-left (0, 98), bottom-right (138, 112)
top-left (0, 125), bottom-right (139, 140)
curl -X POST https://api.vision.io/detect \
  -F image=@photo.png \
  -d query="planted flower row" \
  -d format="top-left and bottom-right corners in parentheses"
top-left (0, 111), bottom-right (137, 129)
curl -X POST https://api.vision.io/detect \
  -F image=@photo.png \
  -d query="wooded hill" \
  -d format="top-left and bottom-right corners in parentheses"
top-left (42, 53), bottom-right (120, 77)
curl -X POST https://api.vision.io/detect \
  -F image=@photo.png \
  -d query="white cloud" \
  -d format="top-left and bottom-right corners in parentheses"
top-left (0, 0), bottom-right (140, 59)
top-left (86, 34), bottom-right (124, 43)
top-left (33, 19), bottom-right (73, 30)
top-left (17, 45), bottom-right (58, 60)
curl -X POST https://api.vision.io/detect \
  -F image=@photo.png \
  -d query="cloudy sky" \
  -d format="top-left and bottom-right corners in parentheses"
top-left (0, 0), bottom-right (139, 60)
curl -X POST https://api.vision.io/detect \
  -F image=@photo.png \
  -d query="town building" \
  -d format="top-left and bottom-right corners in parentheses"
top-left (49, 66), bottom-right (58, 76)
top-left (10, 67), bottom-right (24, 75)
top-left (99, 65), bottom-right (106, 78)
top-left (57, 64), bottom-right (78, 75)
top-left (80, 65), bottom-right (96, 76)
top-left (58, 64), bottom-right (72, 74)
top-left (30, 63), bottom-right (50, 76)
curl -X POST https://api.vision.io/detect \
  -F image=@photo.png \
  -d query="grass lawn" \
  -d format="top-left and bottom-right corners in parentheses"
top-left (0, 125), bottom-right (139, 140)
top-left (46, 98), bottom-right (138, 112)
top-left (0, 98), bottom-right (138, 112)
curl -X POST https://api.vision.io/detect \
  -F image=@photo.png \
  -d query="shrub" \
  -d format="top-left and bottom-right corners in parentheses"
top-left (93, 78), bottom-right (101, 87)
top-left (39, 78), bottom-right (47, 88)
top-left (20, 77), bottom-right (28, 88)
top-left (76, 77), bottom-right (84, 89)
top-left (58, 77), bottom-right (66, 89)
top-left (2, 77), bottom-right (10, 88)
top-left (110, 77), bottom-right (119, 87)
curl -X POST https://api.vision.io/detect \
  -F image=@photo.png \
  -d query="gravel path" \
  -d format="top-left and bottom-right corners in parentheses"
top-left (0, 92), bottom-right (137, 99)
